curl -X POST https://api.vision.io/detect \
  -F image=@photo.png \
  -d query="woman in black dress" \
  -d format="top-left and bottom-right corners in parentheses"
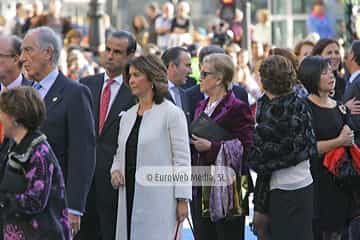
top-left (299, 56), bottom-right (354, 240)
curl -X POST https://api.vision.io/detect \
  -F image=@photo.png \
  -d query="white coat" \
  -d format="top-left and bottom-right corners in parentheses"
top-left (111, 100), bottom-right (192, 240)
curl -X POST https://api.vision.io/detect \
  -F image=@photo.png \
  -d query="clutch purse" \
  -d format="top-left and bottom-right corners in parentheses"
top-left (190, 112), bottom-right (232, 142)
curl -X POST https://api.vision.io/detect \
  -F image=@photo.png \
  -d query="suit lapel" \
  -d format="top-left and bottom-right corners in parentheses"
top-left (44, 73), bottom-right (65, 112)
top-left (100, 83), bottom-right (133, 135)
top-left (179, 88), bottom-right (191, 124)
top-left (345, 73), bottom-right (360, 101)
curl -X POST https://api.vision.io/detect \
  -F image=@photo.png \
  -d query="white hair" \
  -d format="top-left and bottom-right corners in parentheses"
top-left (26, 26), bottom-right (62, 66)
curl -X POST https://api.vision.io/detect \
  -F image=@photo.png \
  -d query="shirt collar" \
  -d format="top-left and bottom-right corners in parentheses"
top-left (349, 70), bottom-right (360, 84)
top-left (1, 74), bottom-right (23, 90)
top-left (168, 80), bottom-right (176, 89)
top-left (104, 72), bottom-right (123, 86)
top-left (38, 68), bottom-right (59, 91)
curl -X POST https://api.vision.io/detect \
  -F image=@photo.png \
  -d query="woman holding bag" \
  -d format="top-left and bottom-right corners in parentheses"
top-left (110, 54), bottom-right (192, 240)
top-left (191, 53), bottom-right (254, 240)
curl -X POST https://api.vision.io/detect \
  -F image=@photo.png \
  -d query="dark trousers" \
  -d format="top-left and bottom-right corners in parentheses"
top-left (75, 184), bottom-right (117, 240)
top-left (190, 192), bottom-right (245, 240)
top-left (269, 184), bottom-right (314, 240)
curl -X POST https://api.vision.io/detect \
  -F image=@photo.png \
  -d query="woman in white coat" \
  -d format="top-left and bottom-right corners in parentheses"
top-left (111, 54), bottom-right (192, 240)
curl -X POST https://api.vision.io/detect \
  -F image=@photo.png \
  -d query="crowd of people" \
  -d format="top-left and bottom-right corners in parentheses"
top-left (0, 0), bottom-right (359, 240)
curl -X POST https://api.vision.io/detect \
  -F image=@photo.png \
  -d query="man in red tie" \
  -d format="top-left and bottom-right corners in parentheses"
top-left (78, 31), bottom-right (136, 240)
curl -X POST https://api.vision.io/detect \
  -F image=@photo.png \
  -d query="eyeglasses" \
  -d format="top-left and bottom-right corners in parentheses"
top-left (200, 70), bottom-right (215, 79)
top-left (0, 52), bottom-right (14, 59)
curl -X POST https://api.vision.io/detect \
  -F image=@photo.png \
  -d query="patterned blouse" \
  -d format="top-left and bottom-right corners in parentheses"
top-left (0, 131), bottom-right (70, 240)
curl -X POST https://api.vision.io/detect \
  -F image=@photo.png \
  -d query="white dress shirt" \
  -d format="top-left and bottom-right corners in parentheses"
top-left (167, 80), bottom-right (182, 108)
top-left (103, 73), bottom-right (123, 117)
top-left (1, 74), bottom-right (23, 90)
top-left (349, 70), bottom-right (360, 85)
top-left (36, 68), bottom-right (59, 99)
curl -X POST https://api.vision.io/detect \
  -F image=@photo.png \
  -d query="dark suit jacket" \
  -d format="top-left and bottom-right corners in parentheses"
top-left (185, 84), bottom-right (249, 123)
top-left (0, 75), bottom-right (34, 177)
top-left (180, 76), bottom-right (197, 90)
top-left (166, 85), bottom-right (192, 125)
top-left (343, 73), bottom-right (360, 145)
top-left (80, 74), bottom-right (136, 208)
top-left (41, 72), bottom-right (96, 212)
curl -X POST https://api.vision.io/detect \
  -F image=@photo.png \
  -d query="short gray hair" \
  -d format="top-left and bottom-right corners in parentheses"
top-left (203, 53), bottom-right (234, 90)
top-left (27, 26), bottom-right (62, 65)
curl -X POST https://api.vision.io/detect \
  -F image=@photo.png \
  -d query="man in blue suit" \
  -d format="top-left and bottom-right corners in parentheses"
top-left (20, 26), bottom-right (96, 236)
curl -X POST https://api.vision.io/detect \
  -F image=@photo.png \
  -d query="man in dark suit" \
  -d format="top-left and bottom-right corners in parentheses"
top-left (20, 26), bottom-right (96, 236)
top-left (78, 31), bottom-right (137, 240)
top-left (161, 47), bottom-right (192, 122)
top-left (0, 35), bottom-right (33, 173)
top-left (343, 40), bottom-right (360, 240)
top-left (185, 45), bottom-right (249, 122)
top-left (344, 40), bottom-right (360, 145)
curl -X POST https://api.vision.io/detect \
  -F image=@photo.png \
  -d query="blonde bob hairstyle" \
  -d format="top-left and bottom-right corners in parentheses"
top-left (202, 53), bottom-right (235, 91)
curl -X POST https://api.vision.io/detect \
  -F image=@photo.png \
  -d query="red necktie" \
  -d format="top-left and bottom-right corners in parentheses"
top-left (99, 79), bottom-right (115, 134)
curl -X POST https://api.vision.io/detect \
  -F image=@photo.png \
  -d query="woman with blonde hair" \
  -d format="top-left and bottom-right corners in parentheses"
top-left (191, 53), bottom-right (254, 240)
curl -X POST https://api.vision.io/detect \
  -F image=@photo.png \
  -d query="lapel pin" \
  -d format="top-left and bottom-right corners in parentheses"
top-left (52, 97), bottom-right (58, 102)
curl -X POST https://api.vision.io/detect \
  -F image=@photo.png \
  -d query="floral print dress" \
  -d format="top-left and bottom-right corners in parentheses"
top-left (0, 131), bottom-right (70, 240)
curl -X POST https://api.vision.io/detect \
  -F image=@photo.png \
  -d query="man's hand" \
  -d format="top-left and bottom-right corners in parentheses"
top-left (345, 97), bottom-right (360, 114)
top-left (69, 213), bottom-right (81, 236)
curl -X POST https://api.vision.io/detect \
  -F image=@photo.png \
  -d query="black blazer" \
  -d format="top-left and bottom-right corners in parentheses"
top-left (80, 73), bottom-right (136, 207)
top-left (185, 84), bottom-right (249, 123)
top-left (166, 85), bottom-right (192, 125)
top-left (343, 73), bottom-right (360, 145)
top-left (41, 72), bottom-right (96, 212)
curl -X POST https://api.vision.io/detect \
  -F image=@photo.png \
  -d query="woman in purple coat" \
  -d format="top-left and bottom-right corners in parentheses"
top-left (191, 53), bottom-right (254, 240)
top-left (0, 86), bottom-right (70, 239)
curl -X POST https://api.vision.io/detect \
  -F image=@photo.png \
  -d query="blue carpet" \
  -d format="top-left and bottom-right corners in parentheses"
top-left (181, 225), bottom-right (256, 240)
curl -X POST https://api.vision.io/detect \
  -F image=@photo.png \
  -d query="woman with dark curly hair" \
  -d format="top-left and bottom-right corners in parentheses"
top-left (249, 55), bottom-right (317, 240)
top-left (268, 47), bottom-right (309, 98)
top-left (110, 54), bottom-right (192, 240)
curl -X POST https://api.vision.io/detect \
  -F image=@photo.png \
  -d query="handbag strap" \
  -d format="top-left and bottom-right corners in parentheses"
top-left (173, 217), bottom-right (196, 240)
top-left (186, 216), bottom-right (195, 238)
top-left (174, 221), bottom-right (181, 240)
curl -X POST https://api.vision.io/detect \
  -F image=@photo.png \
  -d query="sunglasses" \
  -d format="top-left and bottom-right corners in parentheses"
top-left (200, 70), bottom-right (215, 79)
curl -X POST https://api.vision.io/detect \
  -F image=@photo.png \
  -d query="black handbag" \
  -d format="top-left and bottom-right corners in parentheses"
top-left (190, 112), bottom-right (232, 141)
